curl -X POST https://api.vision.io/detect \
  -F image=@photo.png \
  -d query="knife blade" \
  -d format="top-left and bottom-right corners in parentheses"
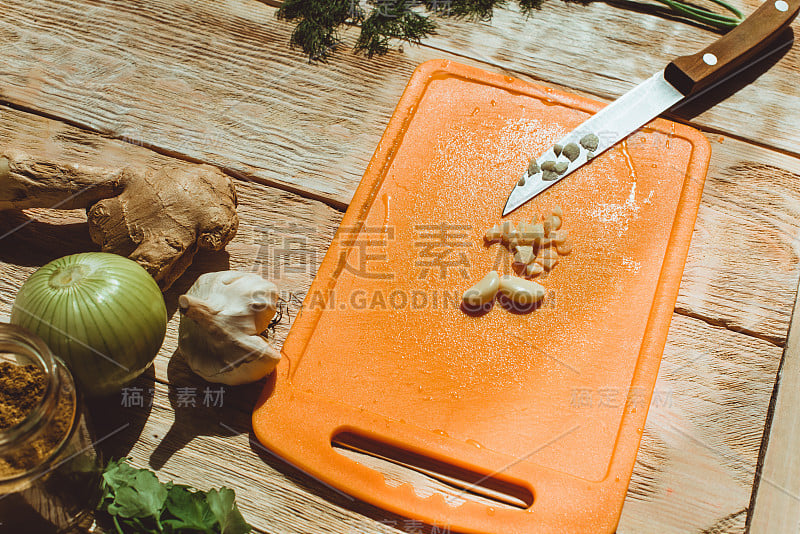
top-left (503, 0), bottom-right (800, 216)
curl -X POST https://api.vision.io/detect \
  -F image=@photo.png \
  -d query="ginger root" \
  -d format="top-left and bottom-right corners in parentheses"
top-left (0, 150), bottom-right (238, 290)
top-left (0, 148), bottom-right (123, 210)
top-left (87, 164), bottom-right (238, 290)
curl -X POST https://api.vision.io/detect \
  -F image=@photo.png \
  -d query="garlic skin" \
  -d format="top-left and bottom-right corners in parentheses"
top-left (178, 271), bottom-right (281, 385)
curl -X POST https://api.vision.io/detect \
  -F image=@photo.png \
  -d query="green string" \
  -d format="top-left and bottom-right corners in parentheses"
top-left (650, 0), bottom-right (744, 29)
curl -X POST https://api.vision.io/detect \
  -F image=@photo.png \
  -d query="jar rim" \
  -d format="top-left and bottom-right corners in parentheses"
top-left (0, 323), bottom-right (64, 451)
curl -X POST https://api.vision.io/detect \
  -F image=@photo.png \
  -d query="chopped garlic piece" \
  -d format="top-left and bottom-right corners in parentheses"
top-left (551, 230), bottom-right (568, 245)
top-left (520, 222), bottom-right (544, 246)
top-left (540, 249), bottom-right (559, 271)
top-left (501, 221), bottom-right (519, 244)
top-left (514, 245), bottom-right (535, 265)
top-left (484, 224), bottom-right (502, 242)
top-left (556, 241), bottom-right (572, 255)
top-left (526, 262), bottom-right (544, 277)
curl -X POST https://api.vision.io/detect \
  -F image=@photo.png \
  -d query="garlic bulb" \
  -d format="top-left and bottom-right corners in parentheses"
top-left (178, 271), bottom-right (281, 385)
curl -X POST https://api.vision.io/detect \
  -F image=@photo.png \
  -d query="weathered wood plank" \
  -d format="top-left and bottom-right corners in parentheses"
top-left (619, 314), bottom-right (781, 533)
top-left (0, 104), bottom-right (342, 376)
top-left (678, 137), bottom-right (800, 346)
top-left (1, 0), bottom-right (799, 347)
top-left (0, 0), bottom-right (423, 207)
top-left (2, 0), bottom-right (799, 211)
top-left (83, 310), bottom-right (780, 534)
top-left (84, 373), bottom-right (405, 534)
top-left (747, 278), bottom-right (800, 532)
top-left (424, 0), bottom-right (800, 154)
top-left (0, 82), bottom-right (792, 532)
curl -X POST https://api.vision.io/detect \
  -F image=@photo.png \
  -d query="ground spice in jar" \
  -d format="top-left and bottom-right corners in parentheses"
top-left (0, 362), bottom-right (46, 426)
top-left (0, 325), bottom-right (102, 533)
top-left (0, 362), bottom-right (72, 477)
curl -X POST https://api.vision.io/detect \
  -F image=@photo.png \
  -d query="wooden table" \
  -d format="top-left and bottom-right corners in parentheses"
top-left (0, 0), bottom-right (799, 531)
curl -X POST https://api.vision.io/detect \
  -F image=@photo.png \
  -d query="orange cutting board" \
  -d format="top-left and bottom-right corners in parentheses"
top-left (253, 60), bottom-right (710, 533)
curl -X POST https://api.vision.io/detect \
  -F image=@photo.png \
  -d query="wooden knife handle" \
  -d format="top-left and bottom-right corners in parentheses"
top-left (665, 0), bottom-right (800, 95)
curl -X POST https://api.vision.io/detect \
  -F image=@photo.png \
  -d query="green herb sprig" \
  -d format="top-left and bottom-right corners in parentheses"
top-left (651, 0), bottom-right (743, 29)
top-left (277, 0), bottom-right (743, 61)
top-left (97, 458), bottom-right (251, 534)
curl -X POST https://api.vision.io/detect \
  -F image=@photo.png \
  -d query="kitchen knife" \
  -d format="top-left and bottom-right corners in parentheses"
top-left (503, 0), bottom-right (800, 216)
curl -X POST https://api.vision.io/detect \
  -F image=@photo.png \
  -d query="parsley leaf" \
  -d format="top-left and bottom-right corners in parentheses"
top-left (163, 485), bottom-right (218, 532)
top-left (207, 488), bottom-right (251, 534)
top-left (103, 462), bottom-right (168, 519)
top-left (96, 458), bottom-right (252, 534)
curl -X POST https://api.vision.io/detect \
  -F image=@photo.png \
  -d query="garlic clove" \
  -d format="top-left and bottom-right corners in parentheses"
top-left (177, 270), bottom-right (281, 385)
top-left (462, 271), bottom-right (500, 307)
top-left (498, 275), bottom-right (545, 306)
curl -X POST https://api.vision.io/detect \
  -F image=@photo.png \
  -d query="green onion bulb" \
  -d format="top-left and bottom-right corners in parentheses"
top-left (10, 253), bottom-right (167, 397)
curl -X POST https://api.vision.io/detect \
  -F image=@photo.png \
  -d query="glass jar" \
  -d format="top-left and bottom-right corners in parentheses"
top-left (0, 324), bottom-right (102, 532)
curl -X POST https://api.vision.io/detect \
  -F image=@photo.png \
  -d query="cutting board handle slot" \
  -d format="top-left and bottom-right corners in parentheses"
top-left (331, 431), bottom-right (534, 510)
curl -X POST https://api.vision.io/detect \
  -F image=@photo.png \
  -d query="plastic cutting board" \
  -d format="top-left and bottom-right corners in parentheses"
top-left (253, 60), bottom-right (711, 533)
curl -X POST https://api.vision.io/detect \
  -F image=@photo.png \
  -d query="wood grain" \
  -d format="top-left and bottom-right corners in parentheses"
top-left (424, 1), bottom-right (800, 153)
top-left (678, 138), bottom-right (800, 346)
top-left (0, 102), bottom-right (790, 533)
top-left (2, 0), bottom-right (800, 344)
top-left (0, 104), bottom-right (342, 377)
top-left (1, 0), bottom-right (799, 211)
top-left (0, 0), bottom-right (423, 207)
top-left (746, 278), bottom-right (800, 532)
top-left (619, 314), bottom-right (781, 533)
top-left (0, 0), bottom-right (798, 528)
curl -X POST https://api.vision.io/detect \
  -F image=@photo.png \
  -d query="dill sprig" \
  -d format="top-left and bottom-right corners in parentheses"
top-left (355, 0), bottom-right (437, 57)
top-left (277, 0), bottom-right (744, 61)
top-left (277, 0), bottom-right (363, 60)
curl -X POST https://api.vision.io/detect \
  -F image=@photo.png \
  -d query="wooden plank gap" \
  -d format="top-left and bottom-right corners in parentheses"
top-left (674, 306), bottom-right (786, 348)
top-left (746, 275), bottom-right (800, 531)
top-left (0, 100), bottom-right (351, 212)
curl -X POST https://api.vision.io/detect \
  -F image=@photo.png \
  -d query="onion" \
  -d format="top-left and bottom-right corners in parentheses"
top-left (10, 253), bottom-right (167, 397)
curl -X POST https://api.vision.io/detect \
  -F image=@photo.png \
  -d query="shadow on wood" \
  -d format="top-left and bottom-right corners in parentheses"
top-left (161, 249), bottom-right (232, 319)
top-left (85, 365), bottom-right (155, 462)
top-left (148, 349), bottom-right (265, 470)
top-left (670, 27), bottom-right (795, 121)
top-left (0, 210), bottom-right (97, 267)
top-left (242, 428), bottom-right (456, 534)
top-left (601, 0), bottom-right (733, 33)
